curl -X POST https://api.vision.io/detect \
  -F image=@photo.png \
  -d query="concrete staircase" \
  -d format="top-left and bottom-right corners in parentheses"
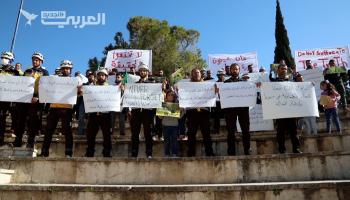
top-left (0, 113), bottom-right (349, 199)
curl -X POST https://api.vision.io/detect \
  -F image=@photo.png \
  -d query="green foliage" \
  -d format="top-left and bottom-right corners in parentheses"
top-left (273, 0), bottom-right (296, 69)
top-left (89, 16), bottom-right (205, 76)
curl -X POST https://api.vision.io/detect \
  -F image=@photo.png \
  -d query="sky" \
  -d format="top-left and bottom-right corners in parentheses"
top-left (1, 0), bottom-right (350, 74)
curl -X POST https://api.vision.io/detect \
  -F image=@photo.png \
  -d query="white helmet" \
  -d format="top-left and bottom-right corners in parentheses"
top-left (138, 62), bottom-right (149, 71)
top-left (1, 51), bottom-right (14, 61)
top-left (60, 60), bottom-right (73, 68)
top-left (96, 68), bottom-right (108, 76)
top-left (32, 52), bottom-right (44, 62)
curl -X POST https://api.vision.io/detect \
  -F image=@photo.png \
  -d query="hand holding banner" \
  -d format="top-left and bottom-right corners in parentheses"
top-left (122, 83), bottom-right (163, 108)
top-left (177, 82), bottom-right (216, 108)
top-left (83, 85), bottom-right (121, 113)
top-left (0, 76), bottom-right (35, 103)
top-left (39, 76), bottom-right (78, 104)
top-left (261, 82), bottom-right (319, 119)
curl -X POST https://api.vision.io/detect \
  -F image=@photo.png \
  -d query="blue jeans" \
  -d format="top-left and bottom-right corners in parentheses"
top-left (163, 126), bottom-right (179, 156)
top-left (324, 108), bottom-right (341, 133)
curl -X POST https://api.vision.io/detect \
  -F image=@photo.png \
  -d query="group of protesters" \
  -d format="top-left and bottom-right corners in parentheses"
top-left (0, 51), bottom-right (348, 158)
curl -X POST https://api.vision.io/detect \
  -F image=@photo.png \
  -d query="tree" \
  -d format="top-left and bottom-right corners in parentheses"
top-left (89, 17), bottom-right (206, 75)
top-left (274, 0), bottom-right (295, 69)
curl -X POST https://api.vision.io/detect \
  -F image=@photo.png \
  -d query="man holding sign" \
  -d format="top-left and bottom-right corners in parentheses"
top-left (128, 63), bottom-right (157, 158)
top-left (221, 63), bottom-right (253, 155)
top-left (85, 68), bottom-right (113, 158)
top-left (268, 63), bottom-right (302, 154)
top-left (40, 60), bottom-right (76, 157)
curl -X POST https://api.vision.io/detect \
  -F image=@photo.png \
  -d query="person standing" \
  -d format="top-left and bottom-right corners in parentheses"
top-left (186, 68), bottom-right (214, 157)
top-left (222, 63), bottom-right (251, 155)
top-left (129, 63), bottom-right (155, 158)
top-left (85, 68), bottom-right (113, 157)
top-left (270, 63), bottom-right (302, 154)
top-left (323, 59), bottom-right (349, 112)
top-left (39, 60), bottom-right (75, 157)
top-left (13, 52), bottom-right (49, 148)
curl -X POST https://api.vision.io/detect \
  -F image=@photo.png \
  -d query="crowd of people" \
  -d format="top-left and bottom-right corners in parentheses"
top-left (0, 51), bottom-right (349, 158)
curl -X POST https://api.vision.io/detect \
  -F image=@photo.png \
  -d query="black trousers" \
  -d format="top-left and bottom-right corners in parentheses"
top-left (0, 102), bottom-right (11, 145)
top-left (13, 103), bottom-right (42, 147)
top-left (225, 107), bottom-right (250, 155)
top-left (130, 109), bottom-right (153, 157)
top-left (187, 109), bottom-right (214, 157)
top-left (41, 108), bottom-right (73, 156)
top-left (276, 118), bottom-right (300, 153)
top-left (213, 101), bottom-right (224, 134)
top-left (86, 113), bottom-right (112, 157)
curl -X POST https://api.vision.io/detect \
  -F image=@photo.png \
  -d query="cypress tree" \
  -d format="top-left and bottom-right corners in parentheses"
top-left (274, 0), bottom-right (295, 69)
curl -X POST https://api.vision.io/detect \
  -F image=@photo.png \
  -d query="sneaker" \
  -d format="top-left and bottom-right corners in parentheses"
top-left (65, 155), bottom-right (72, 158)
top-left (293, 148), bottom-right (302, 154)
top-left (147, 155), bottom-right (152, 159)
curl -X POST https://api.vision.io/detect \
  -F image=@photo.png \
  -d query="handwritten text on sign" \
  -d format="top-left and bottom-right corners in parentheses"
top-left (39, 76), bottom-right (78, 104)
top-left (83, 85), bottom-right (121, 113)
top-left (105, 49), bottom-right (152, 72)
top-left (261, 82), bottom-right (319, 119)
top-left (177, 82), bottom-right (216, 108)
top-left (295, 46), bottom-right (350, 71)
top-left (218, 82), bottom-right (257, 108)
top-left (0, 76), bottom-right (35, 103)
top-left (208, 52), bottom-right (259, 74)
top-left (237, 104), bottom-right (274, 132)
top-left (123, 83), bottom-right (163, 108)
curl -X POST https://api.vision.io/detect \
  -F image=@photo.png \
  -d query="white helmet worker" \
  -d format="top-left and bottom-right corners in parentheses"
top-left (1, 51), bottom-right (14, 61)
top-left (32, 52), bottom-right (44, 62)
top-left (96, 68), bottom-right (108, 76)
top-left (60, 60), bottom-right (73, 68)
top-left (138, 62), bottom-right (149, 71)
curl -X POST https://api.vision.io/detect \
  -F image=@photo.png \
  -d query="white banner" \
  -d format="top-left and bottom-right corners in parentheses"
top-left (123, 83), bottom-right (163, 108)
top-left (39, 76), bottom-right (78, 104)
top-left (105, 49), bottom-right (152, 72)
top-left (299, 68), bottom-right (324, 99)
top-left (294, 46), bottom-right (350, 71)
top-left (208, 52), bottom-right (259, 74)
top-left (218, 82), bottom-right (257, 108)
top-left (177, 82), bottom-right (216, 108)
top-left (83, 85), bottom-right (121, 113)
top-left (0, 76), bottom-right (35, 103)
top-left (237, 104), bottom-right (274, 132)
top-left (246, 72), bottom-right (269, 82)
top-left (261, 82), bottom-right (319, 119)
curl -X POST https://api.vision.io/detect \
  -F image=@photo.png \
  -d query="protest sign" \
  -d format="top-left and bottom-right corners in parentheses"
top-left (122, 83), bottom-right (163, 108)
top-left (83, 85), bottom-right (121, 113)
top-left (295, 46), bottom-right (350, 71)
top-left (39, 76), bottom-right (78, 104)
top-left (237, 104), bottom-right (274, 132)
top-left (261, 82), bottom-right (319, 119)
top-left (156, 102), bottom-right (180, 118)
top-left (177, 82), bottom-right (216, 108)
top-left (299, 68), bottom-right (324, 99)
top-left (218, 82), bottom-right (257, 108)
top-left (0, 76), bottom-right (35, 103)
top-left (105, 49), bottom-right (152, 72)
top-left (208, 52), bottom-right (259, 74)
top-left (246, 72), bottom-right (269, 82)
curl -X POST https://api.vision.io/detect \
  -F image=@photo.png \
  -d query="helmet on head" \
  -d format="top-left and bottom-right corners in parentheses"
top-left (96, 68), bottom-right (108, 76)
top-left (138, 62), bottom-right (149, 71)
top-left (60, 60), bottom-right (73, 68)
top-left (32, 52), bottom-right (44, 62)
top-left (1, 51), bottom-right (14, 61)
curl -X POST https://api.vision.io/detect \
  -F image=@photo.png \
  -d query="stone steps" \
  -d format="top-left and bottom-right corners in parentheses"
top-left (2, 132), bottom-right (349, 158)
top-left (0, 180), bottom-right (349, 200)
top-left (0, 152), bottom-right (349, 185)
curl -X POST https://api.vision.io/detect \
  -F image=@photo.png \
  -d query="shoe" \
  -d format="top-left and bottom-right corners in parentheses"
top-left (65, 155), bottom-right (72, 158)
top-left (279, 150), bottom-right (286, 154)
top-left (293, 148), bottom-right (302, 154)
top-left (38, 153), bottom-right (49, 157)
top-left (147, 155), bottom-right (152, 159)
